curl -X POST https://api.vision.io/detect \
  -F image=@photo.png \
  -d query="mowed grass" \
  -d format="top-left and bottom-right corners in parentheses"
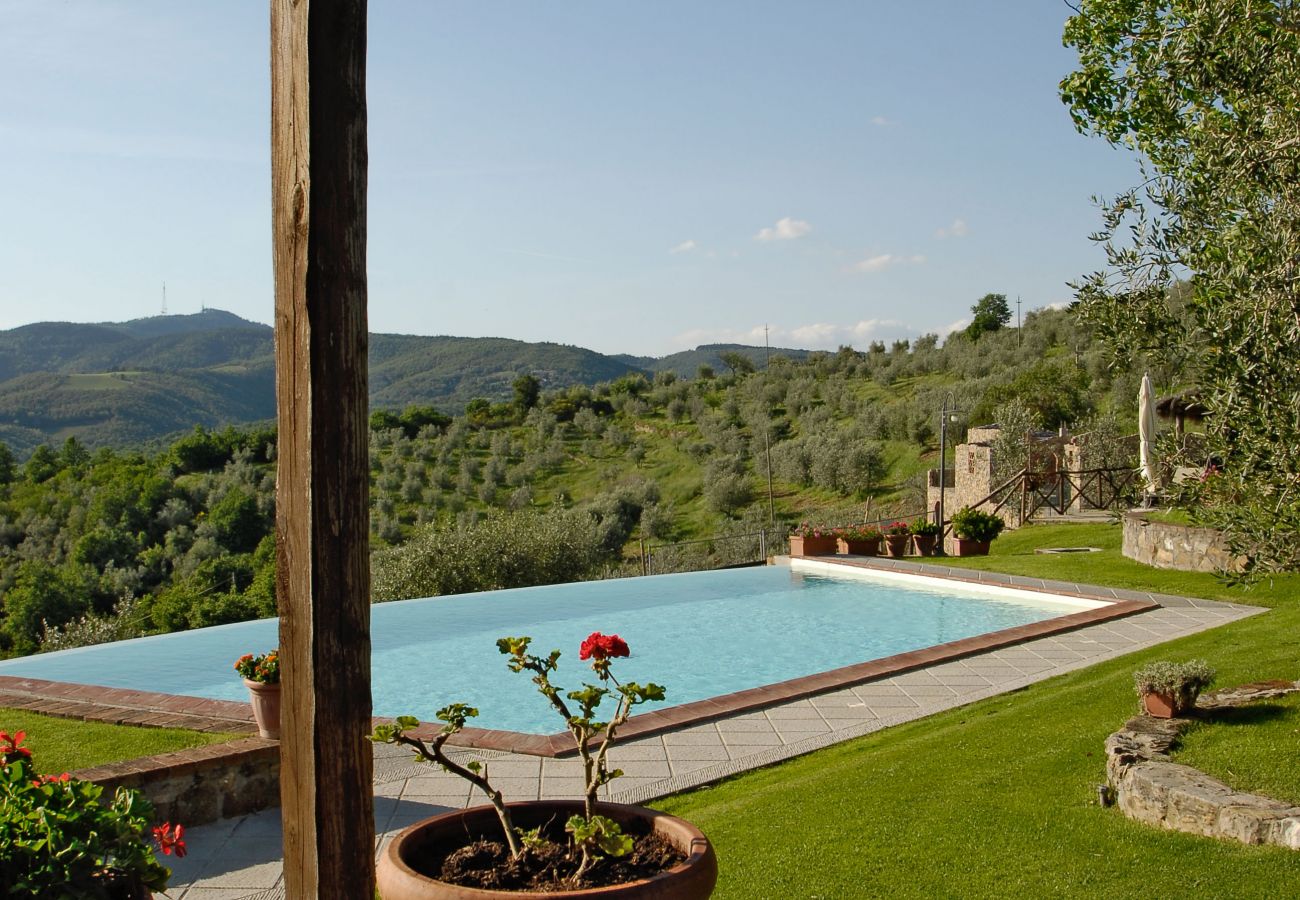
top-left (1, 707), bottom-right (235, 775)
top-left (938, 522), bottom-right (1300, 607)
top-left (655, 523), bottom-right (1300, 898)
top-left (1176, 691), bottom-right (1300, 807)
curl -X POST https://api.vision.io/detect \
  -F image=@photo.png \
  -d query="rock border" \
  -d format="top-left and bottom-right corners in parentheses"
top-left (1105, 680), bottom-right (1300, 849)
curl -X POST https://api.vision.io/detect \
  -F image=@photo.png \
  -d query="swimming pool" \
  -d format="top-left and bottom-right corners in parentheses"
top-left (0, 562), bottom-right (1109, 734)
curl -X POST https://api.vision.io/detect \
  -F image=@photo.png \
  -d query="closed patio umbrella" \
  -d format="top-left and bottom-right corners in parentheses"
top-left (1139, 373), bottom-right (1158, 497)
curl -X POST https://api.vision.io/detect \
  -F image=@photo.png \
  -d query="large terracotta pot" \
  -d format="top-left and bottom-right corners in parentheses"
top-left (836, 537), bottom-right (880, 556)
top-left (1141, 690), bottom-right (1190, 719)
top-left (790, 534), bottom-right (837, 557)
top-left (884, 534), bottom-right (909, 558)
top-left (912, 535), bottom-right (938, 557)
top-left (953, 538), bottom-right (990, 557)
top-left (377, 800), bottom-right (717, 900)
top-left (243, 679), bottom-right (281, 739)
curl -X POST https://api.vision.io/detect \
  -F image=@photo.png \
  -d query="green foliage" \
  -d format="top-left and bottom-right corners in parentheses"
top-left (370, 508), bottom-right (610, 601)
top-left (949, 507), bottom-right (1006, 542)
top-left (965, 293), bottom-right (1011, 341)
top-left (0, 737), bottom-right (179, 897)
top-left (1062, 0), bottom-right (1300, 573)
top-left (1132, 659), bottom-right (1215, 699)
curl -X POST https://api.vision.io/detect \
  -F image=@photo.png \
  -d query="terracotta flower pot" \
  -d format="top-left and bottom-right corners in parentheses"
top-left (836, 538), bottom-right (880, 556)
top-left (953, 538), bottom-right (990, 557)
top-left (243, 679), bottom-right (281, 739)
top-left (790, 534), bottom-right (837, 557)
top-left (912, 535), bottom-right (938, 557)
top-left (884, 534), bottom-right (909, 558)
top-left (1141, 690), bottom-right (1187, 719)
top-left (377, 800), bottom-right (717, 900)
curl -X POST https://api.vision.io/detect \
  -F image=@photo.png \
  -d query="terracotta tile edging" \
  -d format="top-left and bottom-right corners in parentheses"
top-left (3, 561), bottom-right (1168, 759)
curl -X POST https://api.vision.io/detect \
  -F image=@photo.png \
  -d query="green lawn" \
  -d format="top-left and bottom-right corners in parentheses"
top-left (1, 708), bottom-right (235, 775)
top-left (656, 523), bottom-right (1300, 898)
top-left (938, 522), bottom-right (1300, 607)
top-left (1177, 691), bottom-right (1300, 807)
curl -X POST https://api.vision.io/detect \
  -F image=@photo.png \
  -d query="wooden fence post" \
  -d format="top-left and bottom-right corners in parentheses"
top-left (271, 0), bottom-right (374, 896)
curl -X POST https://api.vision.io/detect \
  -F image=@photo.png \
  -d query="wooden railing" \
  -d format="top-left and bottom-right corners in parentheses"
top-left (960, 466), bottom-right (1141, 529)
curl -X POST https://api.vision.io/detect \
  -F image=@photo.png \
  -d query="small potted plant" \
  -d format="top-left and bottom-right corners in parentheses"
top-left (835, 525), bottom-right (881, 556)
top-left (234, 649), bottom-right (281, 739)
top-left (909, 520), bottom-right (942, 557)
top-left (1, 730), bottom-right (187, 899)
top-left (883, 521), bottom-right (911, 558)
top-left (789, 522), bottom-right (837, 557)
top-left (949, 507), bottom-right (1005, 556)
top-left (372, 632), bottom-right (716, 897)
top-left (1133, 660), bottom-right (1216, 718)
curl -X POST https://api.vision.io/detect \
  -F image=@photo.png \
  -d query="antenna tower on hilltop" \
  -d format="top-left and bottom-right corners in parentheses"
top-left (161, 282), bottom-right (168, 316)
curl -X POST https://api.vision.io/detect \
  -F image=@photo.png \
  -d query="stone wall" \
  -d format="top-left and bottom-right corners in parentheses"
top-left (1122, 511), bottom-right (1245, 574)
top-left (1105, 681), bottom-right (1300, 849)
top-left (74, 737), bottom-right (280, 826)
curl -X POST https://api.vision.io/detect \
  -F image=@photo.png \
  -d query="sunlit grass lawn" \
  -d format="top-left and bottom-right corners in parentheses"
top-left (1, 707), bottom-right (235, 775)
top-left (657, 522), bottom-right (1300, 898)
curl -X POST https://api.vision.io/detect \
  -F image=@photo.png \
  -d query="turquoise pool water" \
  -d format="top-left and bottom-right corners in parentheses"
top-left (0, 564), bottom-right (1090, 734)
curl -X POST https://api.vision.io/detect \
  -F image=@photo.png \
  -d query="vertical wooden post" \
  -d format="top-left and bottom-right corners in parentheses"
top-left (271, 1), bottom-right (374, 897)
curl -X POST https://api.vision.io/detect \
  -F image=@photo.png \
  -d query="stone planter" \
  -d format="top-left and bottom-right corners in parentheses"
top-left (953, 538), bottom-right (990, 557)
top-left (836, 537), bottom-right (880, 556)
top-left (790, 534), bottom-right (837, 557)
top-left (243, 679), bottom-right (281, 740)
top-left (376, 800), bottom-right (717, 899)
top-left (884, 534), bottom-right (909, 558)
top-left (912, 535), bottom-right (938, 557)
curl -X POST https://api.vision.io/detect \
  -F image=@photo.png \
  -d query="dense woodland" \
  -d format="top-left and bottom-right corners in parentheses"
top-left (0, 304), bottom-right (1155, 659)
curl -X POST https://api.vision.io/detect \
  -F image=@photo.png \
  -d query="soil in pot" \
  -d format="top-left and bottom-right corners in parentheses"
top-left (436, 828), bottom-right (683, 892)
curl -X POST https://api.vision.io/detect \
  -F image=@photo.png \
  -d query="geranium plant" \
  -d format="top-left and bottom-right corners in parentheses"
top-left (234, 649), bottom-right (280, 684)
top-left (884, 521), bottom-right (911, 537)
top-left (835, 525), bottom-right (881, 542)
top-left (372, 630), bottom-right (665, 884)
top-left (1, 730), bottom-right (186, 898)
top-left (790, 522), bottom-right (833, 538)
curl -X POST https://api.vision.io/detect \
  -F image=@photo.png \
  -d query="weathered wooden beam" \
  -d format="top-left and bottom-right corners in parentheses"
top-left (271, 0), bottom-right (374, 896)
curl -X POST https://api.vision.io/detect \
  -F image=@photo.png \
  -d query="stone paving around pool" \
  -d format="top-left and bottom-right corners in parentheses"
top-left (161, 592), bottom-right (1261, 898)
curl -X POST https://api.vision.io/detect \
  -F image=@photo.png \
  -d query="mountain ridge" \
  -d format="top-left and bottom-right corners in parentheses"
top-left (0, 309), bottom-right (814, 454)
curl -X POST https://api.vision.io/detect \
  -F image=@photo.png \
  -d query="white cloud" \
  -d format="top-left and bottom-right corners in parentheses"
top-left (754, 217), bottom-right (812, 242)
top-left (934, 218), bottom-right (969, 239)
top-left (849, 253), bottom-right (926, 273)
top-left (869, 115), bottom-right (894, 127)
top-left (669, 239), bottom-right (698, 255)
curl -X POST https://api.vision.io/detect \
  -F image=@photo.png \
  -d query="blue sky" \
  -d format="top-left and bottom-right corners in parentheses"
top-left (0, 1), bottom-right (1135, 356)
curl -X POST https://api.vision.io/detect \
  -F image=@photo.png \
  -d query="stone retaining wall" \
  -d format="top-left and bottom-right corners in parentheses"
top-left (1105, 681), bottom-right (1300, 849)
top-left (74, 737), bottom-right (280, 827)
top-left (1121, 511), bottom-right (1244, 574)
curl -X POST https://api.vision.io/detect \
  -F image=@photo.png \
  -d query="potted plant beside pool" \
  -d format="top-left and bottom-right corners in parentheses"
top-left (234, 649), bottom-right (281, 739)
top-left (883, 521), bottom-right (911, 558)
top-left (835, 525), bottom-right (881, 556)
top-left (1, 730), bottom-right (187, 898)
top-left (909, 520), bottom-right (942, 557)
top-left (372, 631), bottom-right (717, 899)
top-left (789, 522), bottom-right (836, 557)
top-left (949, 507), bottom-right (1005, 556)
top-left (1133, 659), bottom-right (1216, 718)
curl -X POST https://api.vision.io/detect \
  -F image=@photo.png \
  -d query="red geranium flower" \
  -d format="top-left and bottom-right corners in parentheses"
top-left (1, 729), bottom-right (32, 761)
top-left (153, 822), bottom-right (187, 857)
top-left (579, 632), bottom-right (630, 661)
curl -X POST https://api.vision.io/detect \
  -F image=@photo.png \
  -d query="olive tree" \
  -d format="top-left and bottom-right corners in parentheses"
top-left (1062, 0), bottom-right (1300, 573)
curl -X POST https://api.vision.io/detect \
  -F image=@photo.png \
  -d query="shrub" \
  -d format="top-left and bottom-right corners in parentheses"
top-left (1133, 660), bottom-right (1216, 702)
top-left (950, 508), bottom-right (1006, 542)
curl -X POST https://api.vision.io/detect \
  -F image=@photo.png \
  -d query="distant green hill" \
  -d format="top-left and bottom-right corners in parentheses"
top-left (0, 309), bottom-right (809, 454)
top-left (614, 343), bottom-right (813, 377)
